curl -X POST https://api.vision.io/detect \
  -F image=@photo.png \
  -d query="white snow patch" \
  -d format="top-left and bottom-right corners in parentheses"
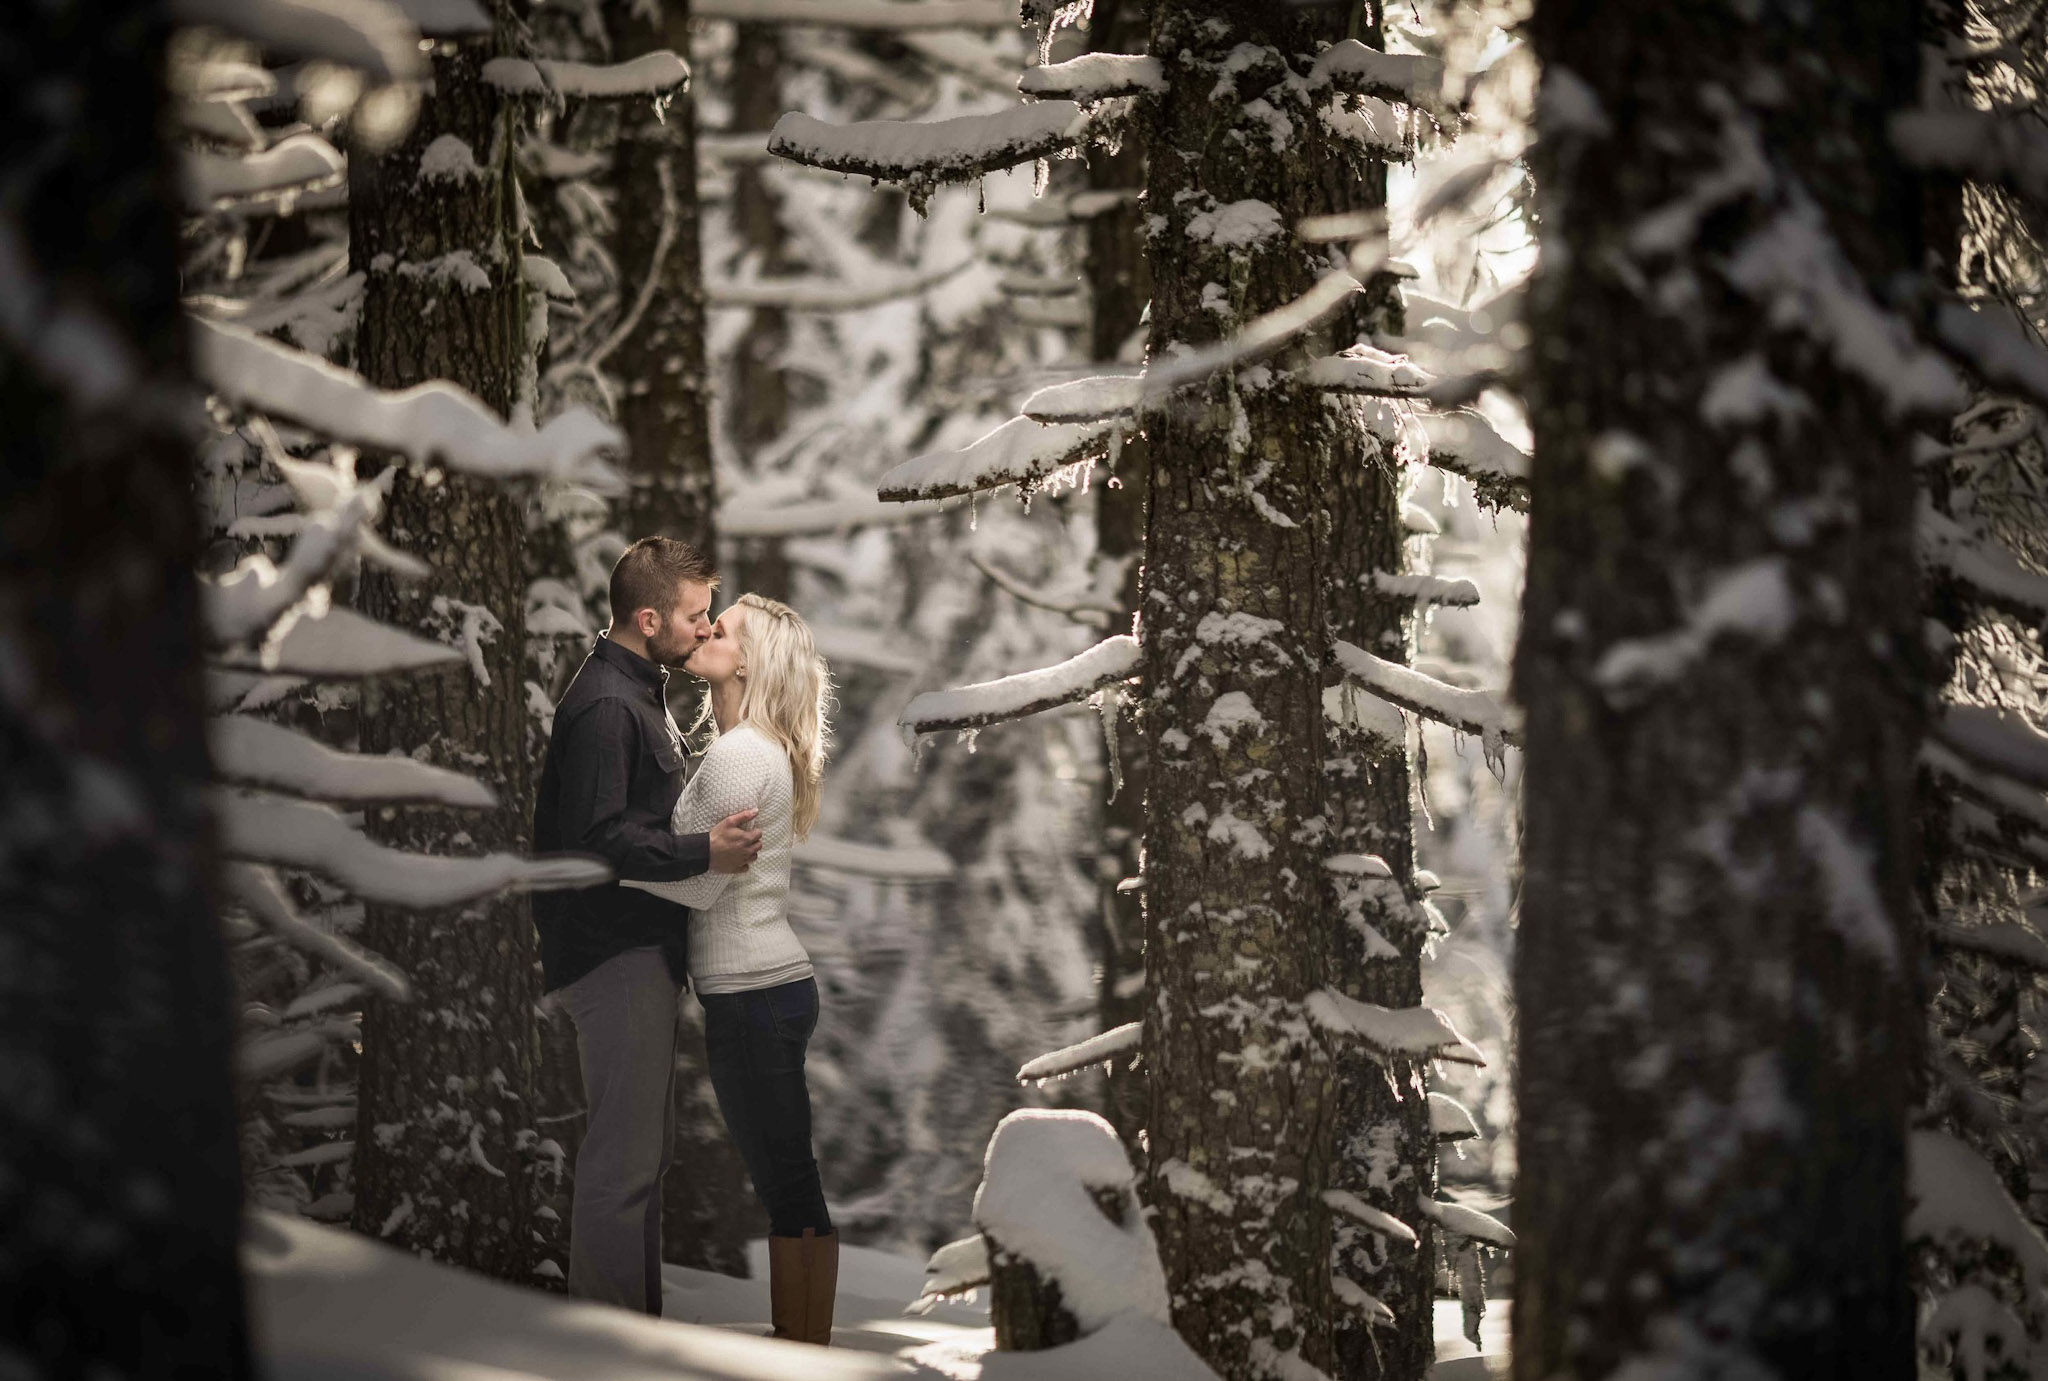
top-left (1592, 557), bottom-right (1796, 691)
top-left (418, 134), bottom-right (483, 184)
top-left (1185, 199), bottom-right (1284, 249)
top-left (1796, 806), bottom-right (1899, 970)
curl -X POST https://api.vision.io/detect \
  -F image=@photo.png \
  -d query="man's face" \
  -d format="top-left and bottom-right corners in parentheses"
top-left (641, 581), bottom-right (714, 667)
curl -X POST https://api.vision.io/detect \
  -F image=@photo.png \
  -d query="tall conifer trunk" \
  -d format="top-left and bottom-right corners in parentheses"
top-left (1515, 2), bottom-right (1927, 1374)
top-left (1136, 1), bottom-right (1362, 1371)
top-left (347, 12), bottom-right (543, 1280)
top-left (0, 2), bottom-right (251, 1372)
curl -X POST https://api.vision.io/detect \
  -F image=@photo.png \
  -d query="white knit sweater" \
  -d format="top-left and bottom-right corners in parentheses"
top-left (622, 724), bottom-right (812, 994)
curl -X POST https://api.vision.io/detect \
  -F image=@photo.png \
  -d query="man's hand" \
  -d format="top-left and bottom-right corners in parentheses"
top-left (709, 809), bottom-right (763, 874)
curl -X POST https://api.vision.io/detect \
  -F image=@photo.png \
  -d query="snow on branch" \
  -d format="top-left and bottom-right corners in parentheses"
top-left (1418, 1195), bottom-right (1515, 1247)
top-left (878, 416), bottom-right (1117, 501)
top-left (1892, 108), bottom-right (2048, 208)
top-left (1367, 572), bottom-right (1482, 607)
top-left (1016, 1021), bottom-right (1142, 1085)
top-left (695, 0), bottom-right (1014, 26)
top-left (216, 788), bottom-right (610, 908)
top-left (1332, 639), bottom-right (1522, 754)
top-left (768, 102), bottom-right (1095, 188)
top-left (1413, 411), bottom-right (1530, 511)
top-left (1022, 374), bottom-right (1142, 423)
top-left (203, 488), bottom-right (384, 647)
top-left (721, 481), bottom-right (950, 536)
top-left (1910, 1129), bottom-right (2048, 1289)
top-left (194, 319), bottom-right (624, 489)
top-left (1323, 1190), bottom-right (1419, 1246)
top-left (170, 0), bottom-right (432, 85)
top-left (1300, 345), bottom-right (1435, 398)
top-left (1019, 54), bottom-right (1165, 102)
top-left (707, 258), bottom-right (969, 311)
top-left (222, 862), bottom-right (412, 1001)
top-left (1309, 41), bottom-right (1449, 118)
top-left (913, 1234), bottom-right (991, 1312)
top-left (901, 633), bottom-right (1139, 736)
top-left (1931, 921), bottom-right (2048, 972)
top-left (1924, 740), bottom-right (2048, 840)
top-left (1936, 705), bottom-right (2048, 792)
top-left (1930, 300), bottom-right (2048, 415)
top-left (1920, 502), bottom-right (2048, 626)
top-left (482, 52), bottom-right (690, 99)
top-left (211, 605), bottom-right (464, 680)
top-left (1430, 1091), bottom-right (1481, 1142)
top-left (1303, 988), bottom-right (1487, 1065)
top-left (182, 133), bottom-right (345, 211)
top-left (210, 715), bottom-right (497, 808)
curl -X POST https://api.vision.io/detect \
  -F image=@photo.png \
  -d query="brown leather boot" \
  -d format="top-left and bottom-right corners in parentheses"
top-left (767, 1234), bottom-right (807, 1341)
top-left (801, 1229), bottom-right (839, 1346)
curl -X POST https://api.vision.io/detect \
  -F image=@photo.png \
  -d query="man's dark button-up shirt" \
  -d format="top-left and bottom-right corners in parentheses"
top-left (533, 635), bottom-right (710, 991)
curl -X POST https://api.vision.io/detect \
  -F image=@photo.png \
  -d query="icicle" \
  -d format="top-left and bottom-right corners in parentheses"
top-left (1093, 684), bottom-right (1126, 802)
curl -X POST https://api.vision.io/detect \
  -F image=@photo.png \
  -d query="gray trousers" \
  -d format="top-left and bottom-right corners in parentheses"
top-left (558, 946), bottom-right (680, 1314)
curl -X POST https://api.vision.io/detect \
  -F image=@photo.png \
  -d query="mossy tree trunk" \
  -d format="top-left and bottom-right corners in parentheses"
top-left (1514, 1), bottom-right (1928, 1375)
top-left (1136, 1), bottom-right (1366, 1372)
top-left (0, 0), bottom-right (251, 1372)
top-left (347, 12), bottom-right (544, 1282)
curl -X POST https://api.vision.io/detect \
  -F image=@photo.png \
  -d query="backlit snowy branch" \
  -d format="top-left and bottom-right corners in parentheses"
top-left (694, 0), bottom-right (1014, 27)
top-left (482, 53), bottom-right (690, 99)
top-left (1018, 54), bottom-right (1165, 102)
top-left (878, 415), bottom-right (1116, 501)
top-left (1016, 1021), bottom-right (1142, 1084)
top-left (768, 101), bottom-right (1099, 188)
top-left (1304, 988), bottom-right (1488, 1065)
top-left (210, 715), bottom-right (498, 807)
top-left (1333, 639), bottom-right (1522, 753)
top-left (222, 862), bottom-right (413, 1002)
top-left (1412, 411), bottom-right (1531, 511)
top-left (901, 634), bottom-right (1140, 736)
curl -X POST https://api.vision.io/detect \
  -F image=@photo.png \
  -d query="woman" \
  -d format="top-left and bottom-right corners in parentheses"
top-left (624, 593), bottom-right (838, 1345)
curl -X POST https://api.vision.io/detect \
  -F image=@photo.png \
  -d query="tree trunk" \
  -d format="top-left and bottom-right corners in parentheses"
top-left (347, 16), bottom-right (544, 1282)
top-left (602, 0), bottom-right (758, 1281)
top-left (1136, 2), bottom-right (1362, 1371)
top-left (0, 1), bottom-right (251, 1374)
top-left (1514, 2), bottom-right (1927, 1375)
top-left (1083, 0), bottom-right (1152, 1153)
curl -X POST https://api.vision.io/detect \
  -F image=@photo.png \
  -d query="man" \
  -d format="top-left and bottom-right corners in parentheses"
top-left (533, 536), bottom-right (762, 1314)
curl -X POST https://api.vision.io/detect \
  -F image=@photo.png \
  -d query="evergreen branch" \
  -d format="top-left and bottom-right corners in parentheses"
top-left (1929, 299), bottom-right (2048, 416)
top-left (221, 863), bottom-right (412, 1002)
top-left (1919, 502), bottom-right (2048, 627)
top-left (879, 415), bottom-right (1116, 501)
top-left (1016, 1021), bottom-right (1143, 1084)
top-left (1310, 41), bottom-right (1451, 119)
top-left (1323, 1189), bottom-right (1419, 1245)
top-left (1935, 704), bottom-right (2048, 793)
top-left (1418, 1195), bottom-right (1516, 1246)
top-left (481, 53), bottom-right (690, 99)
top-left (900, 634), bottom-right (1140, 736)
top-left (1413, 411), bottom-right (1531, 512)
top-left (210, 715), bottom-right (498, 808)
top-left (1930, 921), bottom-right (2048, 972)
top-left (768, 101), bottom-right (1105, 189)
top-left (1892, 107), bottom-right (2048, 208)
top-left (1303, 988), bottom-right (1488, 1065)
top-left (695, 0), bottom-right (1014, 28)
top-left (1019, 54), bottom-right (1165, 102)
top-left (1333, 639), bottom-right (1523, 750)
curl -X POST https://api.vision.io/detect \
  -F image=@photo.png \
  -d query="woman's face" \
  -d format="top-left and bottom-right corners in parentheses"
top-left (692, 604), bottom-right (746, 686)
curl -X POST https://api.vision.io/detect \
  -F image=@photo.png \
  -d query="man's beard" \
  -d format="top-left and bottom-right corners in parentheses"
top-left (648, 629), bottom-right (696, 667)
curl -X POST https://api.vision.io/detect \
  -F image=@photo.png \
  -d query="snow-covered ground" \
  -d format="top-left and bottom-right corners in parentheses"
top-left (248, 1211), bottom-right (1507, 1379)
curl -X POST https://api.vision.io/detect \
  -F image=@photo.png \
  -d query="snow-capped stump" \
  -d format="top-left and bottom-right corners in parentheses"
top-left (209, 716), bottom-right (497, 808)
top-left (1021, 373), bottom-right (1143, 423)
top-left (194, 319), bottom-right (625, 489)
top-left (1018, 53), bottom-right (1166, 102)
top-left (1015, 1021), bottom-right (1143, 1085)
top-left (1412, 411), bottom-right (1530, 512)
top-left (1300, 344), bottom-right (1435, 397)
top-left (767, 102), bottom-right (1096, 198)
top-left (911, 1233), bottom-right (992, 1314)
top-left (972, 1109), bottom-right (1171, 1351)
top-left (1323, 1189), bottom-right (1419, 1247)
top-left (1304, 988), bottom-right (1486, 1066)
top-left (1429, 1091), bottom-right (1482, 1143)
top-left (1418, 1195), bottom-right (1515, 1248)
top-left (214, 789), bottom-right (611, 908)
top-left (481, 52), bottom-right (691, 99)
top-left (1332, 638), bottom-right (1522, 759)
top-left (879, 415), bottom-right (1117, 502)
top-left (901, 633), bottom-right (1140, 737)
top-left (1308, 39), bottom-right (1450, 119)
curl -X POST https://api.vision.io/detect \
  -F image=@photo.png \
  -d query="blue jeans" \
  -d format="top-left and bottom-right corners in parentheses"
top-left (698, 978), bottom-right (832, 1238)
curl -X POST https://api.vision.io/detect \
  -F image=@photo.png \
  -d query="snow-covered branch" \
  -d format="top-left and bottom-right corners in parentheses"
top-left (1019, 54), bottom-right (1164, 102)
top-left (215, 789), bottom-right (611, 908)
top-left (1016, 1021), bottom-right (1142, 1084)
top-left (1309, 41), bottom-right (1449, 119)
top-left (182, 133), bottom-right (345, 211)
top-left (1910, 1129), bottom-right (2048, 1288)
top-left (211, 605), bottom-right (465, 680)
top-left (221, 862), bottom-right (412, 1001)
top-left (1931, 921), bottom-right (2048, 972)
top-left (1367, 572), bottom-right (1482, 607)
top-left (901, 633), bottom-right (1139, 737)
top-left (768, 102), bottom-right (1098, 188)
top-left (878, 415), bottom-right (1116, 501)
top-left (1413, 411), bottom-right (1530, 511)
top-left (170, 0), bottom-right (441, 85)
top-left (1930, 300), bottom-right (2048, 415)
top-left (1305, 988), bottom-right (1486, 1065)
top-left (1300, 345), bottom-right (1434, 398)
top-left (1332, 639), bottom-right (1522, 752)
top-left (194, 319), bottom-right (624, 489)
top-left (482, 53), bottom-right (690, 98)
top-left (1430, 1092), bottom-right (1481, 1142)
top-left (210, 716), bottom-right (497, 807)
top-left (1418, 1196), bottom-right (1515, 1247)
top-left (1022, 374), bottom-right (1142, 423)
top-left (203, 486), bottom-right (384, 646)
top-left (1924, 740), bottom-right (2048, 841)
top-left (1323, 1190), bottom-right (1418, 1245)
top-left (1934, 704), bottom-right (2048, 793)
top-left (1920, 502), bottom-right (2048, 626)
top-left (721, 481), bottom-right (950, 536)
top-left (694, 0), bottom-right (1013, 26)
top-left (1892, 108), bottom-right (2048, 208)
top-left (706, 258), bottom-right (969, 310)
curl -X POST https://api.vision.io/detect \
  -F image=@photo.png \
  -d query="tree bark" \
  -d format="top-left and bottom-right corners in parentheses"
top-left (1514, 2), bottom-right (1927, 1376)
top-left (1136, 2), bottom-right (1361, 1371)
top-left (0, 1), bottom-right (251, 1374)
top-left (346, 16), bottom-right (544, 1282)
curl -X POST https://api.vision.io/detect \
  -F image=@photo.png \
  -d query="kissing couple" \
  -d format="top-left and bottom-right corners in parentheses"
top-left (531, 536), bottom-right (839, 1345)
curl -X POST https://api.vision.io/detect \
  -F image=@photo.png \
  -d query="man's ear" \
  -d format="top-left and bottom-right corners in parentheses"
top-left (636, 606), bottom-right (661, 638)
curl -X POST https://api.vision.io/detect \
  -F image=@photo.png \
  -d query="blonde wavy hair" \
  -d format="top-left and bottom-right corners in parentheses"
top-left (709, 593), bottom-right (834, 839)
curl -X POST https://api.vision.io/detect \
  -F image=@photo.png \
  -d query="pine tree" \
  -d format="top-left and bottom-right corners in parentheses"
top-left (1514, 1), bottom-right (1938, 1373)
top-left (0, 1), bottom-right (251, 1372)
top-left (345, 9), bottom-right (549, 1278)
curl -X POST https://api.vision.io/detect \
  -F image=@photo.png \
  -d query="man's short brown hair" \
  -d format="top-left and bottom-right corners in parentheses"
top-left (608, 537), bottom-right (719, 626)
